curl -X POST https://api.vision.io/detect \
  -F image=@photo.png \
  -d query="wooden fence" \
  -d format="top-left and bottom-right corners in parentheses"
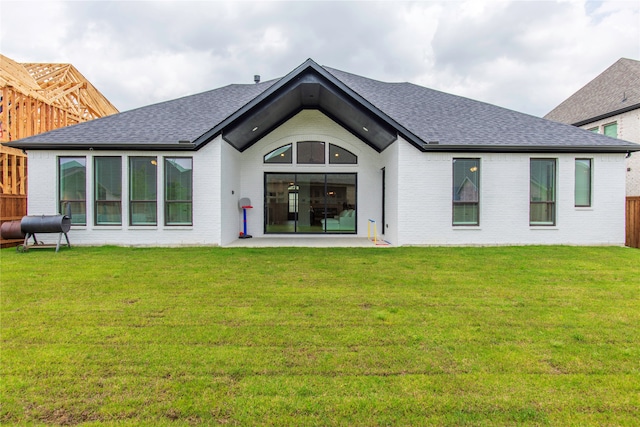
top-left (1, 145), bottom-right (28, 247)
top-left (0, 194), bottom-right (27, 248)
top-left (627, 197), bottom-right (640, 249)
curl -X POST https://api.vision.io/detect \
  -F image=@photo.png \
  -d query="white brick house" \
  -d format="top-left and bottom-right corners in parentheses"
top-left (9, 59), bottom-right (639, 247)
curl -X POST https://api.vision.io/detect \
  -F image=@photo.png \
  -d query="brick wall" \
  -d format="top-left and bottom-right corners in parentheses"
top-left (24, 110), bottom-right (629, 247)
top-left (396, 144), bottom-right (626, 246)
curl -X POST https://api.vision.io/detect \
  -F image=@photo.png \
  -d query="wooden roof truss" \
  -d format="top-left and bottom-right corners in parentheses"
top-left (0, 54), bottom-right (118, 143)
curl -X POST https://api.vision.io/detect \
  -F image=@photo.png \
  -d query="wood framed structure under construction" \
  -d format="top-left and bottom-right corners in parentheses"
top-left (1, 53), bottom-right (118, 144)
top-left (1, 53), bottom-right (118, 246)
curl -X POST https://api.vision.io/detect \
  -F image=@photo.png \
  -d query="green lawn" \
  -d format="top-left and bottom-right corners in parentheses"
top-left (1, 246), bottom-right (639, 426)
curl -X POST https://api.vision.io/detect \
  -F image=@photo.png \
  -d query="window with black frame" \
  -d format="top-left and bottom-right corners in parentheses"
top-left (530, 158), bottom-right (556, 226)
top-left (94, 157), bottom-right (122, 225)
top-left (452, 158), bottom-right (480, 225)
top-left (575, 158), bottom-right (592, 207)
top-left (164, 157), bottom-right (193, 226)
top-left (59, 156), bottom-right (87, 225)
top-left (130, 157), bottom-right (158, 225)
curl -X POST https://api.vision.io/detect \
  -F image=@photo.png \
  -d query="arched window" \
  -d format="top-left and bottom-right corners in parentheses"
top-left (264, 144), bottom-right (292, 163)
top-left (329, 144), bottom-right (357, 164)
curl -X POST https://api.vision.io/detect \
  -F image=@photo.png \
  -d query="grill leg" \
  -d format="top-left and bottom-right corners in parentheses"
top-left (56, 233), bottom-right (63, 252)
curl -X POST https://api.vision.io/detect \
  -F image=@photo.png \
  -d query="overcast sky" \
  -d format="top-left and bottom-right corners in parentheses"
top-left (2, 0), bottom-right (639, 116)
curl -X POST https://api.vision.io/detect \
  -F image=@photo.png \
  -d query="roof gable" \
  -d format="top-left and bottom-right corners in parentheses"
top-left (544, 58), bottom-right (640, 125)
top-left (195, 59), bottom-right (398, 152)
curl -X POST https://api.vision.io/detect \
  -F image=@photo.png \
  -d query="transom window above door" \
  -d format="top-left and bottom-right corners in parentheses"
top-left (264, 142), bottom-right (357, 165)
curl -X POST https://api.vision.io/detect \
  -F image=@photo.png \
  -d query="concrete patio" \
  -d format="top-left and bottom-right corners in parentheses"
top-left (223, 236), bottom-right (392, 248)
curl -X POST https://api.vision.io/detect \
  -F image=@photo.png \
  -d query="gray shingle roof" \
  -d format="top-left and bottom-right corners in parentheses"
top-left (544, 58), bottom-right (640, 125)
top-left (8, 59), bottom-right (639, 153)
top-left (7, 80), bottom-right (277, 149)
top-left (324, 66), bottom-right (639, 152)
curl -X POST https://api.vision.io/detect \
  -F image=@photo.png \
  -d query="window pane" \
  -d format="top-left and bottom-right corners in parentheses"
top-left (264, 144), bottom-right (292, 163)
top-left (166, 202), bottom-right (192, 225)
top-left (329, 144), bottom-right (357, 164)
top-left (453, 204), bottom-right (479, 225)
top-left (530, 203), bottom-right (555, 225)
top-left (452, 158), bottom-right (479, 225)
top-left (603, 123), bottom-right (617, 138)
top-left (530, 159), bottom-right (556, 225)
top-left (95, 157), bottom-right (122, 225)
top-left (297, 174), bottom-right (325, 232)
top-left (530, 159), bottom-right (555, 202)
top-left (575, 159), bottom-right (591, 207)
top-left (325, 174), bottom-right (356, 233)
top-left (265, 174), bottom-right (296, 233)
top-left (165, 158), bottom-right (192, 225)
top-left (95, 201), bottom-right (122, 224)
top-left (59, 157), bottom-right (86, 225)
top-left (131, 202), bottom-right (157, 225)
top-left (297, 141), bottom-right (325, 164)
top-left (130, 157), bottom-right (157, 225)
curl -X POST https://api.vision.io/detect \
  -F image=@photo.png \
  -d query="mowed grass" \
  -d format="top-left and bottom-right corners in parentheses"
top-left (1, 245), bottom-right (639, 426)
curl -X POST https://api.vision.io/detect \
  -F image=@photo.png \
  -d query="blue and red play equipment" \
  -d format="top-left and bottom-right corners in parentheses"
top-left (238, 198), bottom-right (253, 239)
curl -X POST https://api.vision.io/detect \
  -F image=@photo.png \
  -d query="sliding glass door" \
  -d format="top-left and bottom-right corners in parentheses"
top-left (265, 173), bottom-right (356, 234)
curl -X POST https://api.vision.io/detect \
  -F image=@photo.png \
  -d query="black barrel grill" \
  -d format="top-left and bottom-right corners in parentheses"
top-left (0, 210), bottom-right (71, 252)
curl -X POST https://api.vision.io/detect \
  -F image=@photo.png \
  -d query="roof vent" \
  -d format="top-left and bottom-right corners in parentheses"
top-left (427, 140), bottom-right (439, 145)
top-left (178, 140), bottom-right (191, 144)
top-left (254, 75), bottom-right (260, 84)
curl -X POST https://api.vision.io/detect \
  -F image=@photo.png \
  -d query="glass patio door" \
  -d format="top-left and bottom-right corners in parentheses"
top-left (265, 173), bottom-right (356, 234)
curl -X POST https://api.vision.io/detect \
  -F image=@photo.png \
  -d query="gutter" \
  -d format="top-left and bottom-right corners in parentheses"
top-left (418, 144), bottom-right (640, 154)
top-left (5, 142), bottom-right (197, 151)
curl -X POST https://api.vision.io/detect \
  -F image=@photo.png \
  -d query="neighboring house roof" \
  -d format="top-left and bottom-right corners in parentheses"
top-left (8, 59), bottom-right (640, 154)
top-left (544, 58), bottom-right (640, 126)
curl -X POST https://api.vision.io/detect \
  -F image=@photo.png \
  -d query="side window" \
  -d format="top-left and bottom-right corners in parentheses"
top-left (59, 157), bottom-right (86, 225)
top-left (165, 157), bottom-right (193, 226)
top-left (130, 157), bottom-right (158, 225)
top-left (575, 159), bottom-right (592, 207)
top-left (603, 122), bottom-right (617, 138)
top-left (94, 157), bottom-right (122, 225)
top-left (452, 158), bottom-right (479, 225)
top-left (530, 158), bottom-right (556, 226)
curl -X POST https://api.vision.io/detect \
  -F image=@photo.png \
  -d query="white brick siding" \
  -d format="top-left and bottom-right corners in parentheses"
top-left (27, 144), bottom-right (223, 247)
top-left (25, 110), bottom-right (628, 247)
top-left (396, 140), bottom-right (626, 245)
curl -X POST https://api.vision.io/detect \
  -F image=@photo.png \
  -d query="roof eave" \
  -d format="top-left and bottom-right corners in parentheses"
top-left (6, 142), bottom-right (197, 151)
top-left (418, 144), bottom-right (640, 154)
top-left (572, 103), bottom-right (640, 127)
